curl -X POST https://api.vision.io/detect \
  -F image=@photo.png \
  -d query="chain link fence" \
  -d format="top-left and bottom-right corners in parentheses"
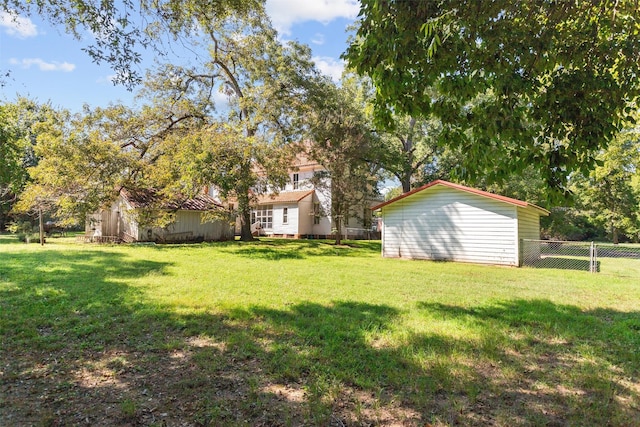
top-left (521, 240), bottom-right (640, 277)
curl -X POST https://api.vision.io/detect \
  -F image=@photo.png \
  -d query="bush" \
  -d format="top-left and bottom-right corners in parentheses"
top-left (16, 232), bottom-right (43, 243)
top-left (6, 220), bottom-right (34, 234)
top-left (6, 221), bottom-right (42, 243)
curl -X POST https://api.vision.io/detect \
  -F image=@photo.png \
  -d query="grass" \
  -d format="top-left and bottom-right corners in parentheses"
top-left (1, 234), bottom-right (640, 426)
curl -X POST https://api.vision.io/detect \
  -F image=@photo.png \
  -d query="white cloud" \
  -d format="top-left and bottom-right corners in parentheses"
top-left (266, 0), bottom-right (359, 35)
top-left (9, 58), bottom-right (76, 72)
top-left (97, 74), bottom-right (118, 85)
top-left (0, 11), bottom-right (38, 38)
top-left (311, 33), bottom-right (325, 45)
top-left (313, 56), bottom-right (345, 82)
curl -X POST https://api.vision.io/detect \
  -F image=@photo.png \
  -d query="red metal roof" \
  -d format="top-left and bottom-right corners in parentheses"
top-left (372, 180), bottom-right (549, 215)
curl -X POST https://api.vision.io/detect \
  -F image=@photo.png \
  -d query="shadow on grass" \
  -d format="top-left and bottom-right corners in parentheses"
top-left (417, 299), bottom-right (640, 424)
top-left (2, 245), bottom-right (639, 426)
top-left (0, 249), bottom-right (172, 352)
top-left (214, 238), bottom-right (381, 260)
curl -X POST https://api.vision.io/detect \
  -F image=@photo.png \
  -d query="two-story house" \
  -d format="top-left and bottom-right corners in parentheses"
top-left (209, 149), bottom-right (380, 239)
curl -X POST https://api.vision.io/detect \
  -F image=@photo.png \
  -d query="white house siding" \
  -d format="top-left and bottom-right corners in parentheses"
top-left (382, 186), bottom-right (519, 266)
top-left (312, 179), bottom-right (333, 236)
top-left (272, 204), bottom-right (300, 236)
top-left (276, 170), bottom-right (316, 192)
top-left (298, 195), bottom-right (315, 235)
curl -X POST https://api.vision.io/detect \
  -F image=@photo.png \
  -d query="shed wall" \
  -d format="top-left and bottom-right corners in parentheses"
top-left (517, 206), bottom-right (541, 241)
top-left (381, 186), bottom-right (519, 266)
top-left (517, 206), bottom-right (543, 264)
top-left (86, 197), bottom-right (233, 243)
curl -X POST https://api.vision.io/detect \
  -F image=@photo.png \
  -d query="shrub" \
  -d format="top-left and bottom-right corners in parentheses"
top-left (17, 232), bottom-right (43, 243)
top-left (6, 221), bottom-right (42, 243)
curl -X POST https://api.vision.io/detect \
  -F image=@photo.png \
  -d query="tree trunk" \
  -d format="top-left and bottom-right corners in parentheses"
top-left (401, 174), bottom-right (411, 193)
top-left (400, 117), bottom-right (416, 194)
top-left (239, 208), bottom-right (254, 241)
top-left (334, 215), bottom-right (342, 245)
top-left (237, 190), bottom-right (255, 242)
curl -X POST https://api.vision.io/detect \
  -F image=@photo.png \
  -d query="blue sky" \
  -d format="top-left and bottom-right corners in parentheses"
top-left (0, 0), bottom-right (359, 113)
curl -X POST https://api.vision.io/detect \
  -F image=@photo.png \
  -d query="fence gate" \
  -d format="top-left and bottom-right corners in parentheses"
top-left (521, 240), bottom-right (640, 277)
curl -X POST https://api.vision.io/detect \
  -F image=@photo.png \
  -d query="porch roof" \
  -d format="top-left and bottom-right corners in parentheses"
top-left (255, 189), bottom-right (314, 205)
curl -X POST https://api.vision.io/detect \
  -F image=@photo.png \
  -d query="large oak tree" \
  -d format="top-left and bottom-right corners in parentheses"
top-left (141, 6), bottom-right (321, 240)
top-left (15, 6), bottom-right (321, 241)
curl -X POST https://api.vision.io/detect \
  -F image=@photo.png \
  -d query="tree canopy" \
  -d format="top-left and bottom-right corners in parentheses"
top-left (573, 125), bottom-right (640, 243)
top-left (345, 1), bottom-right (640, 192)
top-left (14, 106), bottom-right (139, 225)
top-left (305, 75), bottom-right (381, 244)
top-left (1, 0), bottom-right (264, 88)
top-left (13, 6), bottom-right (322, 240)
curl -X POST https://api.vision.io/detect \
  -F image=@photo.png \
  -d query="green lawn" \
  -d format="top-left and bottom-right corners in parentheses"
top-left (1, 235), bottom-right (639, 426)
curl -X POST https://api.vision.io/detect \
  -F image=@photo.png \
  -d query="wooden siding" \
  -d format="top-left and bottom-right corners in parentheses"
top-left (85, 196), bottom-right (233, 243)
top-left (381, 186), bottom-right (520, 266)
top-left (86, 210), bottom-right (121, 238)
top-left (150, 211), bottom-right (233, 242)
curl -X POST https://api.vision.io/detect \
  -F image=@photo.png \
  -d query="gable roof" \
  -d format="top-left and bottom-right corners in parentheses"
top-left (121, 189), bottom-right (224, 211)
top-left (372, 180), bottom-right (549, 215)
top-left (250, 142), bottom-right (325, 178)
top-left (291, 142), bottom-right (323, 170)
top-left (256, 189), bottom-right (314, 205)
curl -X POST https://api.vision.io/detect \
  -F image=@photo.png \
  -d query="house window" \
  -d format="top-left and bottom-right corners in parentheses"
top-left (293, 173), bottom-right (299, 190)
top-left (252, 204), bottom-right (273, 229)
top-left (283, 207), bottom-right (288, 224)
top-left (313, 202), bottom-right (320, 225)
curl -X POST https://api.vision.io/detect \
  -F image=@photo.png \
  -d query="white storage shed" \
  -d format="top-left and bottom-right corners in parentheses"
top-left (373, 180), bottom-right (549, 266)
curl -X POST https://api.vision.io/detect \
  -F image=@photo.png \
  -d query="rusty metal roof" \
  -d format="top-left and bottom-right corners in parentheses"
top-left (121, 189), bottom-right (224, 211)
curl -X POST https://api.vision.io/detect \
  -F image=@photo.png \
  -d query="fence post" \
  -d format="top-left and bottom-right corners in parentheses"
top-left (519, 239), bottom-right (524, 267)
top-left (589, 242), bottom-right (596, 273)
